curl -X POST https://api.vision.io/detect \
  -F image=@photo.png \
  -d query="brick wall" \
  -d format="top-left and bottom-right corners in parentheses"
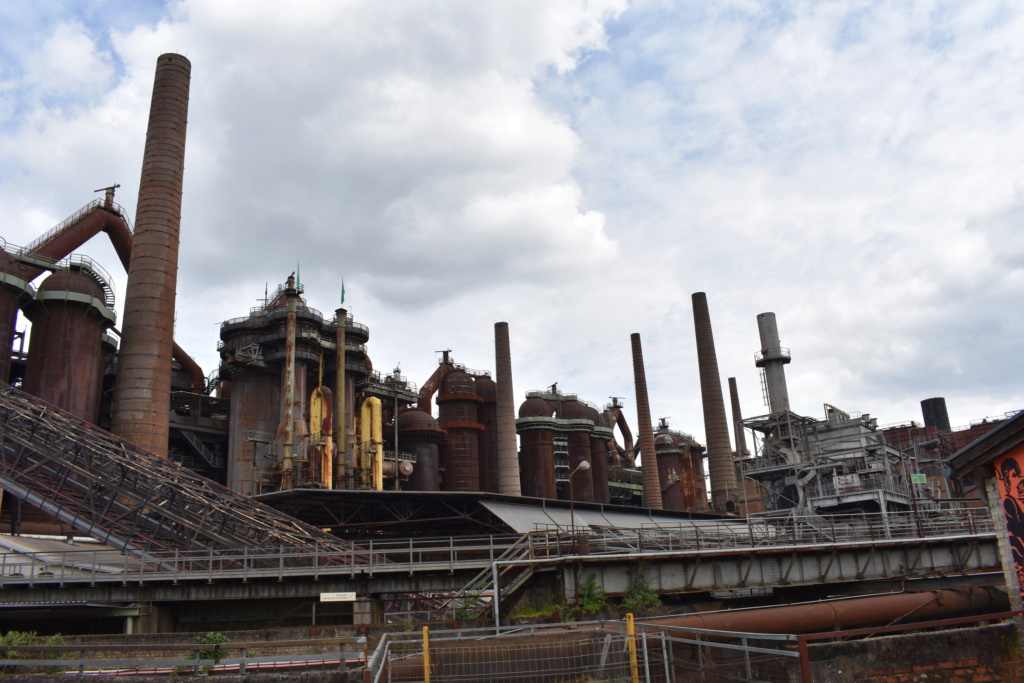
top-left (810, 623), bottom-right (1024, 682)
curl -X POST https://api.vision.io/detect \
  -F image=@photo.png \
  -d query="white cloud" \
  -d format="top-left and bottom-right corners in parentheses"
top-left (0, 0), bottom-right (1021, 450)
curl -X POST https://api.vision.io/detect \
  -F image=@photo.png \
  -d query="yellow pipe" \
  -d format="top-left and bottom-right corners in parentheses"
top-left (626, 613), bottom-right (639, 683)
top-left (422, 626), bottom-right (430, 683)
top-left (369, 396), bottom-right (383, 491)
top-left (360, 398), bottom-right (372, 488)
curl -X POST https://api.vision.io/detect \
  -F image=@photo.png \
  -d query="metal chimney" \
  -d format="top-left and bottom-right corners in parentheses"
top-left (494, 322), bottom-right (521, 495)
top-left (755, 312), bottom-right (791, 414)
top-left (630, 333), bottom-right (663, 509)
top-left (728, 377), bottom-right (748, 456)
top-left (110, 53), bottom-right (190, 457)
top-left (921, 397), bottom-right (951, 433)
top-left (692, 292), bottom-right (739, 511)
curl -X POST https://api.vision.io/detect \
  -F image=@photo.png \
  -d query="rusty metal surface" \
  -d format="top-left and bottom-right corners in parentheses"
top-left (631, 333), bottom-right (663, 509)
top-left (333, 307), bottom-right (347, 488)
top-left (0, 383), bottom-right (366, 558)
top-left (438, 368), bottom-right (482, 491)
top-left (399, 409), bottom-right (445, 491)
top-left (519, 426), bottom-right (557, 499)
top-left (22, 270), bottom-right (112, 423)
top-left (474, 374), bottom-right (500, 493)
top-left (278, 279), bottom-right (298, 490)
top-left (692, 292), bottom-right (739, 511)
top-left (494, 322), bottom-right (521, 496)
top-left (226, 370), bottom-right (280, 496)
top-left (0, 251), bottom-right (31, 383)
top-left (587, 406), bottom-right (610, 504)
top-left (110, 54), bottom-right (191, 457)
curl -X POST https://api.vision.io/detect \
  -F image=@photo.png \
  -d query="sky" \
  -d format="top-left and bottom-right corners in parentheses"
top-left (0, 0), bottom-right (1021, 449)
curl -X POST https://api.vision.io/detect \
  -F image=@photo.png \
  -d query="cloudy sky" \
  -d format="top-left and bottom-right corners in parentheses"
top-left (1, 0), bottom-right (1021, 448)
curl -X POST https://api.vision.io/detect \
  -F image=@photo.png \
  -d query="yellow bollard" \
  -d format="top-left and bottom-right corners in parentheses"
top-left (626, 613), bottom-right (639, 683)
top-left (422, 626), bottom-right (430, 683)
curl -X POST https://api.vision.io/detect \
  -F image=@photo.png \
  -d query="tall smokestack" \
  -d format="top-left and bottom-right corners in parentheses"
top-left (631, 333), bottom-right (663, 509)
top-left (692, 292), bottom-right (739, 511)
top-left (755, 312), bottom-right (791, 414)
top-left (494, 322), bottom-right (521, 495)
top-left (728, 377), bottom-right (748, 456)
top-left (110, 53), bottom-right (191, 457)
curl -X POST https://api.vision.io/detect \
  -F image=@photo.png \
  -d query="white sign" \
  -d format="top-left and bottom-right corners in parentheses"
top-left (320, 592), bottom-right (357, 602)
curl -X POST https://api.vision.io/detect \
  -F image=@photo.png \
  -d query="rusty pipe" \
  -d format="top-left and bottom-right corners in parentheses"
top-left (645, 587), bottom-right (1000, 634)
top-left (278, 275), bottom-right (298, 490)
top-left (333, 308), bottom-right (347, 488)
top-left (631, 333), bottom-right (663, 509)
top-left (23, 205), bottom-right (206, 392)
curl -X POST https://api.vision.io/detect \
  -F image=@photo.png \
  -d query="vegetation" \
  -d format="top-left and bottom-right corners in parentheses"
top-left (0, 631), bottom-right (67, 674)
top-left (577, 574), bottom-right (608, 618)
top-left (196, 631), bottom-right (229, 674)
top-left (621, 565), bottom-right (661, 616)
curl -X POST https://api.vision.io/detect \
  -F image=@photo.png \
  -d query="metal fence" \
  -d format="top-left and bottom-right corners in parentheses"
top-left (368, 618), bottom-right (799, 683)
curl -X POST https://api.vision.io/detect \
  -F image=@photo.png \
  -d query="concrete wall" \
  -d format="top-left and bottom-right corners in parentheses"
top-left (810, 622), bottom-right (1023, 682)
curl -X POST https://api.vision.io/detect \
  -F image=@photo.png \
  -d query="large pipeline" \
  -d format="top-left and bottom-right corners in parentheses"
top-left (110, 53), bottom-right (191, 457)
top-left (630, 333), bottom-right (663, 510)
top-left (692, 292), bottom-right (739, 511)
top-left (645, 587), bottom-right (1000, 634)
top-left (21, 205), bottom-right (205, 391)
top-left (387, 588), bottom-right (1002, 680)
top-left (494, 322), bottom-right (521, 496)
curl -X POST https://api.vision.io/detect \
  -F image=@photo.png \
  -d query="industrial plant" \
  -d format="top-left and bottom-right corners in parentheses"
top-left (0, 52), bottom-right (1020, 681)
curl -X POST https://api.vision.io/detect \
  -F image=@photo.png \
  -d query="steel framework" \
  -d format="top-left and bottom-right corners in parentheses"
top-left (0, 383), bottom-right (360, 560)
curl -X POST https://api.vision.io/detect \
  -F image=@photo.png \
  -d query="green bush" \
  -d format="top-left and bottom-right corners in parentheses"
top-left (196, 631), bottom-right (229, 673)
top-left (0, 631), bottom-right (67, 674)
top-left (621, 566), bottom-right (661, 616)
top-left (578, 575), bottom-right (608, 617)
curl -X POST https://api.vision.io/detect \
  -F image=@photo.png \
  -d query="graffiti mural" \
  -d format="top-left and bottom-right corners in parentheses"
top-left (995, 449), bottom-right (1024, 601)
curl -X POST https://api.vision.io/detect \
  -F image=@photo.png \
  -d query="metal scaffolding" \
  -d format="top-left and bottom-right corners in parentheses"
top-left (0, 383), bottom-right (360, 559)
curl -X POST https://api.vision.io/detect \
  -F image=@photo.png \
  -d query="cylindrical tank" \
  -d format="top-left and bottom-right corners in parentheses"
top-left (921, 397), bottom-right (951, 433)
top-left (437, 368), bottom-right (483, 491)
top-left (398, 408), bottom-right (445, 491)
top-left (692, 293), bottom-right (739, 512)
top-left (475, 374), bottom-right (500, 493)
top-left (0, 252), bottom-right (32, 384)
top-left (691, 443), bottom-right (708, 509)
top-left (630, 333), bottom-right (663, 509)
top-left (110, 53), bottom-right (191, 457)
top-left (653, 421), bottom-right (700, 511)
top-left (22, 268), bottom-right (115, 423)
top-left (225, 369), bottom-right (280, 496)
top-left (517, 396), bottom-right (556, 499)
top-left (561, 399), bottom-right (594, 502)
top-left (587, 406), bottom-right (610, 504)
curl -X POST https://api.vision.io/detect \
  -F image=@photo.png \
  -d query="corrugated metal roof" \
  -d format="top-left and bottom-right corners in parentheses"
top-left (480, 500), bottom-right (743, 533)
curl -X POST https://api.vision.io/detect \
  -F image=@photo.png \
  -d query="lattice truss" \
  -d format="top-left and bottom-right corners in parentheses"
top-left (0, 384), bottom-right (357, 557)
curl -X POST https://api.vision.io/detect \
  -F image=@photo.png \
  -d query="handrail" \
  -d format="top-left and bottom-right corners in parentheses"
top-left (0, 509), bottom-right (994, 589)
top-left (19, 200), bottom-right (133, 255)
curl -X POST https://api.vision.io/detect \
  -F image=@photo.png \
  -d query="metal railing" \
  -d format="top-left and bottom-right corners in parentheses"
top-left (0, 636), bottom-right (366, 676)
top-left (0, 508), bottom-right (993, 589)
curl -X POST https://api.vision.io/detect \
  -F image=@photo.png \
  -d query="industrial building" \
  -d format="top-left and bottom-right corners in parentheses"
top-left (0, 55), bottom-right (1018, 681)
